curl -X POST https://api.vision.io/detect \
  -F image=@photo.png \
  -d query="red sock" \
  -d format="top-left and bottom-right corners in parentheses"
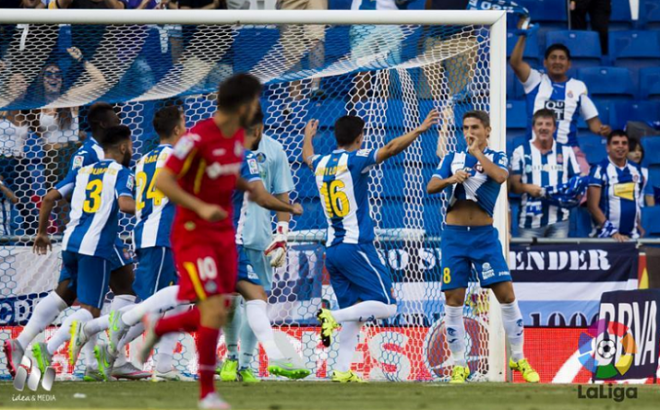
top-left (197, 325), bottom-right (220, 400)
top-left (154, 306), bottom-right (200, 336)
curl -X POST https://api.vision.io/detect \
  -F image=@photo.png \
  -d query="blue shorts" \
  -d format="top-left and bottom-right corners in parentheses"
top-left (133, 247), bottom-right (178, 301)
top-left (237, 245), bottom-right (262, 287)
top-left (440, 225), bottom-right (511, 291)
top-left (244, 248), bottom-right (273, 292)
top-left (58, 244), bottom-right (133, 285)
top-left (325, 243), bottom-right (396, 309)
top-left (61, 251), bottom-right (112, 309)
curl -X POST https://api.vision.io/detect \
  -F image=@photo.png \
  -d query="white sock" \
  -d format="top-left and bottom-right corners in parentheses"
top-left (111, 294), bottom-right (136, 313)
top-left (245, 300), bottom-right (283, 361)
top-left (500, 300), bottom-right (525, 362)
top-left (444, 305), bottom-right (467, 367)
top-left (223, 296), bottom-right (243, 361)
top-left (83, 334), bottom-right (98, 370)
top-left (83, 314), bottom-right (109, 337)
top-left (154, 333), bottom-right (178, 373)
top-left (122, 286), bottom-right (179, 326)
top-left (46, 309), bottom-right (93, 355)
top-left (335, 321), bottom-right (362, 373)
top-left (332, 301), bottom-right (397, 323)
top-left (17, 291), bottom-right (67, 350)
top-left (239, 303), bottom-right (258, 369)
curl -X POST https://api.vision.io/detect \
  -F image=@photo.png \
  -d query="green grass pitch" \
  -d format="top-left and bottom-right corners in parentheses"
top-left (1, 381), bottom-right (659, 410)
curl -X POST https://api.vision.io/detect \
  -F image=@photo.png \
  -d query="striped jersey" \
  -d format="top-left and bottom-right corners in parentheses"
top-left (242, 135), bottom-right (295, 251)
top-left (56, 159), bottom-right (134, 260)
top-left (433, 149), bottom-right (509, 217)
top-left (511, 141), bottom-right (580, 228)
top-left (0, 196), bottom-right (13, 236)
top-left (522, 69), bottom-right (599, 146)
top-left (133, 144), bottom-right (175, 249)
top-left (312, 148), bottom-right (379, 247)
top-left (233, 150), bottom-right (262, 245)
top-left (68, 136), bottom-right (104, 173)
top-left (352, 0), bottom-right (397, 9)
top-left (589, 159), bottom-right (649, 238)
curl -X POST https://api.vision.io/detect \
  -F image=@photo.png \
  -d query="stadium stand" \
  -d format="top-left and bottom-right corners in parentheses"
top-left (545, 30), bottom-right (602, 70)
top-left (577, 67), bottom-right (636, 101)
top-left (640, 67), bottom-right (660, 99)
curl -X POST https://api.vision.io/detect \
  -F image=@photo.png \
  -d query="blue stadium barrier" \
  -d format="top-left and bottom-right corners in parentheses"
top-left (546, 30), bottom-right (602, 69)
top-left (577, 67), bottom-right (636, 100)
top-left (611, 0), bottom-right (636, 31)
top-left (509, 197), bottom-right (520, 238)
top-left (295, 199), bottom-right (327, 231)
top-left (381, 166), bottom-right (406, 198)
top-left (506, 100), bottom-right (527, 130)
top-left (579, 134), bottom-right (608, 165)
top-left (639, 67), bottom-right (660, 99)
top-left (292, 162), bottom-right (317, 199)
top-left (611, 101), bottom-right (660, 129)
top-left (642, 206), bottom-right (660, 236)
top-left (569, 206), bottom-right (594, 238)
top-left (381, 202), bottom-right (406, 229)
top-left (642, 138), bottom-right (660, 167)
top-left (423, 199), bottom-right (444, 236)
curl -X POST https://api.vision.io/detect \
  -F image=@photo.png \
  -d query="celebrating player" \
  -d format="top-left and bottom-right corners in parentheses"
top-left (2, 104), bottom-right (142, 382)
top-left (31, 125), bottom-right (137, 379)
top-left (302, 109), bottom-right (439, 382)
top-left (219, 108), bottom-right (297, 383)
top-left (138, 73), bottom-right (262, 410)
top-left (426, 110), bottom-right (539, 384)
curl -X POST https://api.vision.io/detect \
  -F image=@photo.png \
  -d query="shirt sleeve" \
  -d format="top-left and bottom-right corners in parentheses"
top-left (510, 146), bottom-right (523, 175)
top-left (493, 151), bottom-right (510, 173)
top-left (589, 164), bottom-right (603, 187)
top-left (432, 152), bottom-right (454, 179)
top-left (522, 68), bottom-right (543, 94)
top-left (242, 154), bottom-right (262, 183)
top-left (272, 148), bottom-right (295, 194)
top-left (351, 149), bottom-right (379, 174)
top-left (579, 93), bottom-right (599, 121)
top-left (55, 169), bottom-right (77, 197)
top-left (116, 168), bottom-right (135, 198)
top-left (165, 134), bottom-right (198, 178)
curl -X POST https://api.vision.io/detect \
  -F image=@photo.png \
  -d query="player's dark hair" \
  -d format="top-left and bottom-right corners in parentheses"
top-left (463, 110), bottom-right (490, 128)
top-left (87, 102), bottom-right (116, 137)
top-left (334, 116), bottom-right (365, 147)
top-left (153, 106), bottom-right (183, 140)
top-left (532, 108), bottom-right (557, 126)
top-left (545, 43), bottom-right (571, 61)
top-left (101, 125), bottom-right (131, 151)
top-left (217, 73), bottom-right (262, 112)
top-left (607, 129), bottom-right (629, 145)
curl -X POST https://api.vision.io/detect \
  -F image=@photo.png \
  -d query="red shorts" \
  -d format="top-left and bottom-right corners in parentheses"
top-left (172, 233), bottom-right (237, 302)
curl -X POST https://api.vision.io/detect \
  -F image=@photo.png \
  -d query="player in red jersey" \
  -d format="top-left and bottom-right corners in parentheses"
top-left (138, 73), bottom-right (262, 410)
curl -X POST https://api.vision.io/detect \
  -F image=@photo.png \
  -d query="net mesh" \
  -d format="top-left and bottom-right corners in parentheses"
top-left (0, 20), bottom-right (495, 381)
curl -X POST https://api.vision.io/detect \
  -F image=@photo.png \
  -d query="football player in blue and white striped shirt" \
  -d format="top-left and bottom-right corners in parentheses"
top-left (588, 130), bottom-right (648, 241)
top-left (302, 109), bottom-right (439, 382)
top-left (428, 111), bottom-right (539, 384)
top-left (510, 109), bottom-right (581, 238)
top-left (28, 125), bottom-right (136, 379)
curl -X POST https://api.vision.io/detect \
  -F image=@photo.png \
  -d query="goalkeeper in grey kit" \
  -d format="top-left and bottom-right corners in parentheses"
top-left (218, 109), bottom-right (297, 382)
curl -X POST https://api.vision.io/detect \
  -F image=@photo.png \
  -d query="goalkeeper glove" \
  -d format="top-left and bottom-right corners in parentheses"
top-left (265, 222), bottom-right (289, 268)
top-left (598, 220), bottom-right (618, 238)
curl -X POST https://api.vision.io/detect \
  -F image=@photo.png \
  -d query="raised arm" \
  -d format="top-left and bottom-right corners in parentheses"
top-left (469, 141), bottom-right (508, 184)
top-left (118, 196), bottom-right (136, 215)
top-left (586, 117), bottom-right (612, 137)
top-left (249, 180), bottom-right (302, 215)
top-left (302, 119), bottom-right (319, 169)
top-left (510, 19), bottom-right (532, 83)
top-left (33, 189), bottom-right (63, 255)
top-left (376, 109), bottom-right (439, 164)
top-left (427, 170), bottom-right (469, 194)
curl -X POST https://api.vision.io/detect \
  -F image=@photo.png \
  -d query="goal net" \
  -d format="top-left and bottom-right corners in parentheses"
top-left (0, 10), bottom-right (507, 382)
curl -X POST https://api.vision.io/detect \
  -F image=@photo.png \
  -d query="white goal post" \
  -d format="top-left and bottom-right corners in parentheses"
top-left (0, 9), bottom-right (508, 382)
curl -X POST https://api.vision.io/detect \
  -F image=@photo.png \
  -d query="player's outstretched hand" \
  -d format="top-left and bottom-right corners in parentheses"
top-left (291, 203), bottom-right (303, 216)
top-left (417, 109), bottom-right (440, 133)
top-left (452, 170), bottom-right (470, 184)
top-left (33, 233), bottom-right (52, 255)
top-left (305, 119), bottom-right (319, 140)
top-left (198, 203), bottom-right (227, 222)
top-left (467, 136), bottom-right (482, 156)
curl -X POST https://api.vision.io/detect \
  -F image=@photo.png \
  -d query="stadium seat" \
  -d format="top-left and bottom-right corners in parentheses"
top-left (578, 99), bottom-right (611, 129)
top-left (381, 166), bottom-right (406, 198)
top-left (611, 101), bottom-right (660, 129)
top-left (648, 164), bottom-right (660, 189)
top-left (642, 206), bottom-right (660, 236)
top-left (610, 0), bottom-right (636, 31)
top-left (517, 0), bottom-right (567, 27)
top-left (294, 199), bottom-right (327, 231)
top-left (644, 0), bottom-right (660, 30)
top-left (380, 202), bottom-right (406, 229)
top-left (511, 135), bottom-right (527, 152)
top-left (577, 67), bottom-right (635, 100)
top-left (642, 138), bottom-right (660, 167)
top-left (423, 199), bottom-right (444, 236)
top-left (328, 0), bottom-right (351, 9)
top-left (639, 67), bottom-right (660, 99)
top-left (506, 100), bottom-right (527, 130)
top-left (292, 162), bottom-right (317, 199)
top-left (546, 31), bottom-right (603, 69)
top-left (609, 31), bottom-right (660, 88)
top-left (579, 134), bottom-right (608, 165)
top-left (507, 30), bottom-right (541, 67)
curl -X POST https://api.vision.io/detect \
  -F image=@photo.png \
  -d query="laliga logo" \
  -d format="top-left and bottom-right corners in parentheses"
top-left (577, 319), bottom-right (638, 379)
top-left (13, 356), bottom-right (55, 392)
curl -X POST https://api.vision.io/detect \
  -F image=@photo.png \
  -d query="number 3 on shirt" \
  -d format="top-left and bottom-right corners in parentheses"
top-left (320, 180), bottom-right (350, 218)
top-left (136, 170), bottom-right (165, 211)
top-left (83, 180), bottom-right (103, 213)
